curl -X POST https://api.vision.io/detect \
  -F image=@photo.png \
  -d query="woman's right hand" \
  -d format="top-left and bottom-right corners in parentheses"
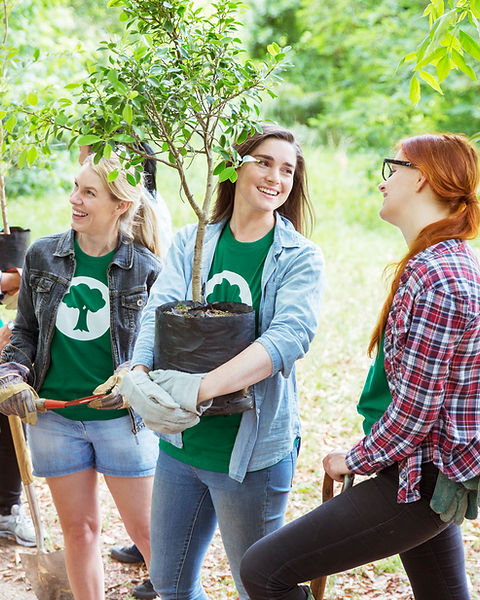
top-left (119, 370), bottom-right (200, 433)
top-left (322, 450), bottom-right (352, 483)
top-left (0, 362), bottom-right (38, 425)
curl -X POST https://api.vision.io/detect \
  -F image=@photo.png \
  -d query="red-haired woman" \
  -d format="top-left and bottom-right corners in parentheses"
top-left (240, 134), bottom-right (480, 600)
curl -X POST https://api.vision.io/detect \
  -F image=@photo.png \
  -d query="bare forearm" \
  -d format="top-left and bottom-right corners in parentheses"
top-left (197, 341), bottom-right (272, 404)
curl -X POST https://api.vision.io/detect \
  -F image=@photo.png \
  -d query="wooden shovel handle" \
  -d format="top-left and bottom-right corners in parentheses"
top-left (310, 472), bottom-right (354, 600)
top-left (8, 414), bottom-right (34, 485)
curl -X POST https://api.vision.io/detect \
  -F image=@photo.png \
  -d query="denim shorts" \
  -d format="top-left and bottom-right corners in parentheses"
top-left (27, 410), bottom-right (159, 478)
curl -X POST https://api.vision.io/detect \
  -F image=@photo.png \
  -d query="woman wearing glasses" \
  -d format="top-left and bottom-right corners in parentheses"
top-left (240, 134), bottom-right (480, 600)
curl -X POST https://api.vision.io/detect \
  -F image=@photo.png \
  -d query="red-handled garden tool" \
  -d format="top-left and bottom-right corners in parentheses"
top-left (310, 472), bottom-right (355, 600)
top-left (35, 392), bottom-right (107, 410)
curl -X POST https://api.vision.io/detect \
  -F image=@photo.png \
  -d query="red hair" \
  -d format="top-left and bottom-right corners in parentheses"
top-left (369, 134), bottom-right (480, 355)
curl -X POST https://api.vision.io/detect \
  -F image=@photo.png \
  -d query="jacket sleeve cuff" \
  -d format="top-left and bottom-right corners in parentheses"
top-left (256, 337), bottom-right (283, 376)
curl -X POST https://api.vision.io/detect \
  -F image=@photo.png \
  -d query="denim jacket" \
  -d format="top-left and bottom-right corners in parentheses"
top-left (132, 213), bottom-right (325, 482)
top-left (1, 229), bottom-right (161, 394)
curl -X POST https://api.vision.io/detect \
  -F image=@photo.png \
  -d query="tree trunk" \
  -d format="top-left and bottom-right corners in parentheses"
top-left (191, 215), bottom-right (207, 302)
top-left (0, 174), bottom-right (10, 234)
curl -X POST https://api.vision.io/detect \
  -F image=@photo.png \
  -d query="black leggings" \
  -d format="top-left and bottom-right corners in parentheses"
top-left (0, 413), bottom-right (22, 515)
top-left (240, 463), bottom-right (469, 600)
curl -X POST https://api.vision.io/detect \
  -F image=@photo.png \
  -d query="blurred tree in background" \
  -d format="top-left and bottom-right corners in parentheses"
top-left (246, 0), bottom-right (480, 149)
top-left (4, 0), bottom-right (480, 202)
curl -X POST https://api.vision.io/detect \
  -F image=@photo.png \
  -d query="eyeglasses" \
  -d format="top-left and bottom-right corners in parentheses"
top-left (382, 158), bottom-right (415, 181)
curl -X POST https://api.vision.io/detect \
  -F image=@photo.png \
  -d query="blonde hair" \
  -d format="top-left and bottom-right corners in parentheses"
top-left (84, 153), bottom-right (161, 257)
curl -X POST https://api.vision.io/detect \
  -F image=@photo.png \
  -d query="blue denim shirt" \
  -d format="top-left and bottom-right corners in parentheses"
top-left (132, 214), bottom-right (325, 482)
top-left (1, 229), bottom-right (161, 392)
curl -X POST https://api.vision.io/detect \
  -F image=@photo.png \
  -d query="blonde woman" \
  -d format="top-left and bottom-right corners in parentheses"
top-left (0, 153), bottom-right (176, 599)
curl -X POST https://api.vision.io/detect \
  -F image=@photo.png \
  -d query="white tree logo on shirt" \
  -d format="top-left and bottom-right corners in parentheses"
top-left (205, 270), bottom-right (252, 305)
top-left (56, 276), bottom-right (110, 341)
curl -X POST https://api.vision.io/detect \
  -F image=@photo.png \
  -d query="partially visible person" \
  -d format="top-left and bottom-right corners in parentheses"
top-left (121, 124), bottom-right (325, 600)
top-left (240, 134), bottom-right (480, 600)
top-left (0, 268), bottom-right (36, 547)
top-left (0, 152), bottom-right (173, 600)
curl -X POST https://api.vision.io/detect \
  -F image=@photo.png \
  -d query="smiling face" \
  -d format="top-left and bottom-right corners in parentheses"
top-left (378, 150), bottom-right (421, 229)
top-left (70, 164), bottom-right (127, 242)
top-left (233, 138), bottom-right (297, 221)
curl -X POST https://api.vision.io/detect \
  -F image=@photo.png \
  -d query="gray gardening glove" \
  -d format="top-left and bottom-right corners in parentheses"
top-left (119, 370), bottom-right (200, 434)
top-left (149, 369), bottom-right (212, 415)
top-left (89, 362), bottom-right (131, 410)
top-left (430, 470), bottom-right (480, 525)
top-left (0, 362), bottom-right (39, 425)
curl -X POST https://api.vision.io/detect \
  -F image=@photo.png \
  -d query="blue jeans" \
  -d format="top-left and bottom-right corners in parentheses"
top-left (150, 446), bottom-right (298, 600)
top-left (240, 462), bottom-right (469, 600)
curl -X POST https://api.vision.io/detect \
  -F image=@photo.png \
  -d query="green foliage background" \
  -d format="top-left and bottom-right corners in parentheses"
top-left (3, 2), bottom-right (480, 596)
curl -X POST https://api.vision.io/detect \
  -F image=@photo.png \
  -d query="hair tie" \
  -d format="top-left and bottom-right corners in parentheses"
top-left (464, 192), bottom-right (479, 205)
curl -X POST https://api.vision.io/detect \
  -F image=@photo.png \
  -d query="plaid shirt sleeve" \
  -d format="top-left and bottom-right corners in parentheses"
top-left (346, 244), bottom-right (480, 502)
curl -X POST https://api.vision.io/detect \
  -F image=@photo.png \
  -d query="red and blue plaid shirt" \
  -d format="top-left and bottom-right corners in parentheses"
top-left (347, 239), bottom-right (480, 503)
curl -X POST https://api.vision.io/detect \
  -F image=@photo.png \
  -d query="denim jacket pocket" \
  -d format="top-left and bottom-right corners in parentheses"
top-left (30, 273), bottom-right (58, 317)
top-left (121, 288), bottom-right (148, 326)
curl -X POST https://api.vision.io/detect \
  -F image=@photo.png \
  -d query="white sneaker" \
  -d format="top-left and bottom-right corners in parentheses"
top-left (0, 504), bottom-right (36, 547)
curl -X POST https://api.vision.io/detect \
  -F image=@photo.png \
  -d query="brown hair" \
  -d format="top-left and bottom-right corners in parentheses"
top-left (210, 124), bottom-right (314, 235)
top-left (369, 133), bottom-right (480, 355)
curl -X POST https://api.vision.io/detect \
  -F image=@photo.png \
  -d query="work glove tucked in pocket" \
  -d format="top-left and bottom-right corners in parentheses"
top-left (430, 470), bottom-right (480, 525)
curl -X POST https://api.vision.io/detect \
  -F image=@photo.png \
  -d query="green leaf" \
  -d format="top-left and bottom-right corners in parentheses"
top-left (213, 160), bottom-right (226, 175)
top-left (451, 48), bottom-right (477, 80)
top-left (0, 110), bottom-right (6, 120)
top-left (122, 103), bottom-right (133, 124)
top-left (410, 75), bottom-right (421, 105)
top-left (103, 144), bottom-right (113, 159)
top-left (33, 48), bottom-right (40, 60)
top-left (418, 69), bottom-right (444, 94)
top-left (459, 30), bottom-right (480, 60)
top-left (27, 92), bottom-right (38, 105)
top-left (107, 168), bottom-right (119, 181)
top-left (403, 52), bottom-right (417, 63)
top-left (77, 134), bottom-right (102, 145)
top-left (267, 42), bottom-right (280, 57)
top-left (64, 82), bottom-right (81, 89)
top-left (107, 70), bottom-right (127, 93)
top-left (436, 54), bottom-right (452, 82)
top-left (218, 165), bottom-right (236, 182)
top-left (237, 129), bottom-right (248, 144)
top-left (472, 0), bottom-right (480, 19)
top-left (27, 146), bottom-right (37, 166)
top-left (17, 148), bottom-right (28, 169)
top-left (5, 115), bottom-right (17, 133)
top-left (113, 133), bottom-right (135, 143)
top-left (126, 172), bottom-right (137, 186)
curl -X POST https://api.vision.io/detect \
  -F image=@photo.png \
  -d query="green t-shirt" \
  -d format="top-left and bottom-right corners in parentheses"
top-left (160, 222), bottom-right (274, 472)
top-left (356, 334), bottom-right (393, 435)
top-left (39, 237), bottom-right (127, 421)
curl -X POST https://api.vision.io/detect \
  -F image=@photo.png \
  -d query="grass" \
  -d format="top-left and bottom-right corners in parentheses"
top-left (4, 146), bottom-right (480, 598)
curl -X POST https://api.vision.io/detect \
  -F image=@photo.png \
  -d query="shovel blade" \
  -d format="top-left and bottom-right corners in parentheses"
top-left (21, 550), bottom-right (73, 600)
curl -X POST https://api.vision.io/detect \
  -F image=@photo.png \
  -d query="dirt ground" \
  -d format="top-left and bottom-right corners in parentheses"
top-left (1, 453), bottom-right (478, 599)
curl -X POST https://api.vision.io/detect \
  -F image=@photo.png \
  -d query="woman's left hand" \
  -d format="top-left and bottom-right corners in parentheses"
top-left (323, 450), bottom-right (352, 483)
top-left (88, 364), bottom-right (130, 410)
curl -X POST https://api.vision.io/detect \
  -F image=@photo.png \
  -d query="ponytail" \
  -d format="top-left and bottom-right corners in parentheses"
top-left (131, 190), bottom-right (162, 257)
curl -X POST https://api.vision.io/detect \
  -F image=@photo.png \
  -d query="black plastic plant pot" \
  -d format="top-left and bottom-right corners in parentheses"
top-left (0, 227), bottom-right (31, 271)
top-left (153, 300), bottom-right (256, 415)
